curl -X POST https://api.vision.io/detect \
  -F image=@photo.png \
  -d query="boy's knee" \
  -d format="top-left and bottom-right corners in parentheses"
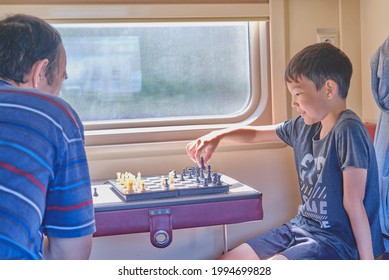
top-left (215, 243), bottom-right (260, 260)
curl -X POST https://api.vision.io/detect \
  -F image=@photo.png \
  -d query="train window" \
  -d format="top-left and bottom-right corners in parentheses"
top-left (53, 20), bottom-right (269, 145)
top-left (56, 21), bottom-right (267, 122)
top-left (2, 2), bottom-right (271, 145)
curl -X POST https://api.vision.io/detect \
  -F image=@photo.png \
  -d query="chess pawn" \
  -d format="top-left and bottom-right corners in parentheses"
top-left (124, 179), bottom-right (133, 193)
top-left (139, 180), bottom-right (145, 193)
top-left (169, 170), bottom-right (175, 184)
top-left (116, 172), bottom-right (122, 182)
top-left (165, 178), bottom-right (170, 190)
top-left (217, 174), bottom-right (222, 186)
top-left (212, 173), bottom-right (218, 184)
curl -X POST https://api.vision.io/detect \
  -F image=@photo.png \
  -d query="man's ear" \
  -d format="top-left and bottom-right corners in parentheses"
top-left (325, 79), bottom-right (338, 99)
top-left (31, 59), bottom-right (49, 89)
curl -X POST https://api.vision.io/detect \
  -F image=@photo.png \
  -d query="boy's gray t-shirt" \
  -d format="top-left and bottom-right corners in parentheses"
top-left (276, 109), bottom-right (384, 259)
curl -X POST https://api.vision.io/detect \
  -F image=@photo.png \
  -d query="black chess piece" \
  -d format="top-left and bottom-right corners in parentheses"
top-left (207, 166), bottom-right (212, 183)
top-left (93, 187), bottom-right (98, 197)
top-left (212, 173), bottom-right (218, 184)
top-left (165, 178), bottom-right (170, 190)
top-left (200, 156), bottom-right (206, 170)
top-left (200, 169), bottom-right (204, 179)
top-left (217, 174), bottom-right (222, 186)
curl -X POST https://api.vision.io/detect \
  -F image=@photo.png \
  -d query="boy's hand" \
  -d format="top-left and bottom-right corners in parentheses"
top-left (186, 132), bottom-right (220, 167)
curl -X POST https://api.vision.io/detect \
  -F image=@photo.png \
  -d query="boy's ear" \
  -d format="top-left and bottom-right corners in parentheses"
top-left (325, 79), bottom-right (338, 99)
top-left (30, 59), bottom-right (49, 89)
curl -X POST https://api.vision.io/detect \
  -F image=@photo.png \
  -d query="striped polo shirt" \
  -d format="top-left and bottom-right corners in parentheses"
top-left (0, 80), bottom-right (95, 259)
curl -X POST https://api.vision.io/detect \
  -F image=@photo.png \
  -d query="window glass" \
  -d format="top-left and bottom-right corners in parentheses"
top-left (55, 22), bottom-right (252, 123)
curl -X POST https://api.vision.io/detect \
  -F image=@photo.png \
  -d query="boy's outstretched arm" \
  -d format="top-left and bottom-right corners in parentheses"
top-left (186, 125), bottom-right (280, 167)
top-left (343, 167), bottom-right (374, 259)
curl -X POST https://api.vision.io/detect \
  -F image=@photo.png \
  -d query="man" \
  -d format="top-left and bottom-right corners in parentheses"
top-left (0, 14), bottom-right (95, 259)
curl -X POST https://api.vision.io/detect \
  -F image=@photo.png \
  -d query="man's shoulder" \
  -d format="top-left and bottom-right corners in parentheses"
top-left (3, 86), bottom-right (82, 131)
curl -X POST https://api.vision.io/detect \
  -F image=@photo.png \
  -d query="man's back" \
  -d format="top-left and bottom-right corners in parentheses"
top-left (0, 81), bottom-right (95, 259)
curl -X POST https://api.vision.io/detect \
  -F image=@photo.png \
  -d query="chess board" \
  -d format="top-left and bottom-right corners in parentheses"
top-left (107, 168), bottom-right (230, 202)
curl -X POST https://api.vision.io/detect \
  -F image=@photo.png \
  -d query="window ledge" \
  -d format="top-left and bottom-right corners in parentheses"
top-left (85, 139), bottom-right (286, 161)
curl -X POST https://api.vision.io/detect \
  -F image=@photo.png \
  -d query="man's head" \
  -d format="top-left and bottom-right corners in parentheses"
top-left (284, 42), bottom-right (352, 99)
top-left (0, 14), bottom-right (67, 95)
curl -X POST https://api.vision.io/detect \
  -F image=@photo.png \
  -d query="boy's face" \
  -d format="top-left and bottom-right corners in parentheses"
top-left (287, 76), bottom-right (330, 125)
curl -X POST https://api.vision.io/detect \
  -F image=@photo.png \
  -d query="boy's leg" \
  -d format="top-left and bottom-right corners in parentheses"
top-left (216, 224), bottom-right (294, 260)
top-left (216, 243), bottom-right (260, 260)
top-left (269, 254), bottom-right (288, 260)
top-left (277, 224), bottom-right (341, 260)
top-left (215, 223), bottom-right (340, 260)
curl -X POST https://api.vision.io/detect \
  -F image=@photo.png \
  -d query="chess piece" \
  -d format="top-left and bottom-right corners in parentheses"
top-left (212, 173), bottom-right (218, 184)
top-left (207, 166), bottom-right (212, 183)
top-left (200, 156), bottom-right (206, 170)
top-left (217, 174), bottom-right (222, 186)
top-left (165, 178), bottom-right (170, 190)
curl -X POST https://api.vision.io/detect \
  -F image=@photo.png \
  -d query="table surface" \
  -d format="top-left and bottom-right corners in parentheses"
top-left (92, 174), bottom-right (262, 212)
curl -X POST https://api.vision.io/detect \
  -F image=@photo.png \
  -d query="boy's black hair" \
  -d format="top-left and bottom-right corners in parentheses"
top-left (284, 42), bottom-right (353, 99)
top-left (0, 14), bottom-right (62, 85)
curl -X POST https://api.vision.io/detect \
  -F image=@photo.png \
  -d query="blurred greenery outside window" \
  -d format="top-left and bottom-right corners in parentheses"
top-left (55, 22), bottom-right (261, 125)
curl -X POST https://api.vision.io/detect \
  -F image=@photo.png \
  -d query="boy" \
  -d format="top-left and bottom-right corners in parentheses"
top-left (186, 43), bottom-right (384, 259)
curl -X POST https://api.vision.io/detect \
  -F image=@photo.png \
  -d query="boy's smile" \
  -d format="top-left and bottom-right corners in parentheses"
top-left (287, 76), bottom-right (331, 126)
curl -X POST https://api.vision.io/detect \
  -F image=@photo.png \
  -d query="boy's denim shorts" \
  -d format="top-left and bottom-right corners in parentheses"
top-left (246, 223), bottom-right (341, 260)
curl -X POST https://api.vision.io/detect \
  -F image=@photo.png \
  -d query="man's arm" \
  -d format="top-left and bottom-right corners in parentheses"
top-left (342, 167), bottom-right (374, 259)
top-left (43, 234), bottom-right (93, 260)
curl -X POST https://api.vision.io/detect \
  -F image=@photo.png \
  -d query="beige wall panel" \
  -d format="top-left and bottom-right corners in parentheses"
top-left (286, 0), bottom-right (340, 118)
top-left (339, 0), bottom-right (362, 117)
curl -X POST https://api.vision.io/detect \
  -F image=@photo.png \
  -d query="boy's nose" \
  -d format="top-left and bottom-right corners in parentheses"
top-left (291, 96), bottom-right (298, 108)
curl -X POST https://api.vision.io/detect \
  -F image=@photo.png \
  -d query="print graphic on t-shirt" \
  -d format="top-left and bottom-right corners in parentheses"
top-left (299, 153), bottom-right (330, 228)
